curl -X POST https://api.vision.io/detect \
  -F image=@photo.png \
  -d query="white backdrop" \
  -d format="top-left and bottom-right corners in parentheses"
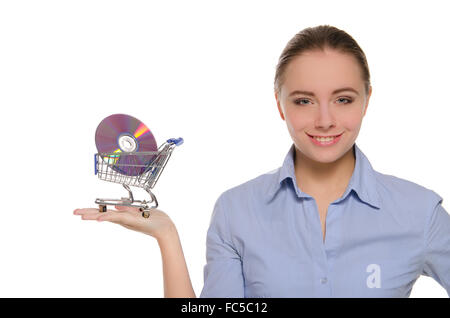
top-left (0, 0), bottom-right (448, 297)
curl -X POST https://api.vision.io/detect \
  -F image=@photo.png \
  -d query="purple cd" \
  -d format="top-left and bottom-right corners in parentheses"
top-left (95, 114), bottom-right (158, 176)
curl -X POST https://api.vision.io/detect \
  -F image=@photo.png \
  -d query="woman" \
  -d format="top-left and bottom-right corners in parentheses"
top-left (74, 25), bottom-right (450, 298)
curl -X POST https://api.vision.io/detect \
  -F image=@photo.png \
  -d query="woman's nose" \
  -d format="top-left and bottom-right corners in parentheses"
top-left (315, 104), bottom-right (336, 128)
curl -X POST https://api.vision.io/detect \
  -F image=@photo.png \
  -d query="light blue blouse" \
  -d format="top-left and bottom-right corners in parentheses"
top-left (200, 143), bottom-right (449, 297)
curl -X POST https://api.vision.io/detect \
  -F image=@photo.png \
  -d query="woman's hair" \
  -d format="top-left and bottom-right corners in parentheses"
top-left (274, 25), bottom-right (371, 96)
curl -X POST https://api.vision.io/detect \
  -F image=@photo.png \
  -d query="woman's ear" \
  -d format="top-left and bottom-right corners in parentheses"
top-left (275, 90), bottom-right (285, 121)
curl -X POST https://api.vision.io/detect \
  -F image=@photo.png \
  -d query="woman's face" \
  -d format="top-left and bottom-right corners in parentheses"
top-left (275, 48), bottom-right (372, 164)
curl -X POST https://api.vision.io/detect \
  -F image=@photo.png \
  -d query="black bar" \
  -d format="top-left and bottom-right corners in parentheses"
top-left (0, 298), bottom-right (447, 315)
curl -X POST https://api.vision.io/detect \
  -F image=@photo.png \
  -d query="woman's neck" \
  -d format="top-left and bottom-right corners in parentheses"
top-left (294, 145), bottom-right (356, 198)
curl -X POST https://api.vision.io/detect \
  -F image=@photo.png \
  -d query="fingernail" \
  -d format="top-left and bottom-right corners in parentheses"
top-left (97, 218), bottom-right (103, 222)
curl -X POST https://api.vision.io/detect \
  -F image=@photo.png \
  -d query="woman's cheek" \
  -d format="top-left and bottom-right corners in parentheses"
top-left (336, 108), bottom-right (364, 131)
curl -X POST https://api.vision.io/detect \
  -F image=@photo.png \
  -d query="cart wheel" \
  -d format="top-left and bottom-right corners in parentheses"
top-left (142, 210), bottom-right (150, 218)
top-left (99, 205), bottom-right (107, 212)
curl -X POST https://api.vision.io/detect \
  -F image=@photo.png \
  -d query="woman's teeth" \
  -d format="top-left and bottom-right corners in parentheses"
top-left (313, 136), bottom-right (337, 142)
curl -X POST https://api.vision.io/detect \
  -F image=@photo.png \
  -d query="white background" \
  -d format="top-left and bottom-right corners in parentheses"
top-left (0, 0), bottom-right (448, 297)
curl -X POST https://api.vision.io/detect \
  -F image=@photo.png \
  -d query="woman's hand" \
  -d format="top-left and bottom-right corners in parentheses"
top-left (73, 206), bottom-right (176, 241)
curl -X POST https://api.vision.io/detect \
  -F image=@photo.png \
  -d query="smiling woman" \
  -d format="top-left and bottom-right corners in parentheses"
top-left (199, 25), bottom-right (449, 297)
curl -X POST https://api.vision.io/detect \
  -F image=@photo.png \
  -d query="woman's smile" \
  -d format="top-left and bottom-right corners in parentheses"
top-left (306, 132), bottom-right (343, 146)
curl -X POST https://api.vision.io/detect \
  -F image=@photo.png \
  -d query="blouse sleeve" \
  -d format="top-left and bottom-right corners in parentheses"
top-left (422, 197), bottom-right (450, 297)
top-left (199, 194), bottom-right (245, 298)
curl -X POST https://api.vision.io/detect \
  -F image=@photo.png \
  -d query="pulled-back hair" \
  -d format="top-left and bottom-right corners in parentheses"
top-left (274, 25), bottom-right (371, 96)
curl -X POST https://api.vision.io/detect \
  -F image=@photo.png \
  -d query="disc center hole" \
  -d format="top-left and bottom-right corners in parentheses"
top-left (118, 135), bottom-right (137, 152)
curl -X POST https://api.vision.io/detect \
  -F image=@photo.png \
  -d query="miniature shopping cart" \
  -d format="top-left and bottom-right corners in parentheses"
top-left (94, 137), bottom-right (183, 218)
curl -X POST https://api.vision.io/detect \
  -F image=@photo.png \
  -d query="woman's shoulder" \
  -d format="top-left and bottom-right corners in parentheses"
top-left (217, 167), bottom-right (281, 205)
top-left (373, 170), bottom-right (443, 207)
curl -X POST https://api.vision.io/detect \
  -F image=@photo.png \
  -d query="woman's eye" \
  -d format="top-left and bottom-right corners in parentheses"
top-left (293, 98), bottom-right (310, 105)
top-left (337, 97), bottom-right (353, 104)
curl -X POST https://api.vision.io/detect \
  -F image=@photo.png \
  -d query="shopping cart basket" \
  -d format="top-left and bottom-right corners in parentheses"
top-left (94, 137), bottom-right (183, 218)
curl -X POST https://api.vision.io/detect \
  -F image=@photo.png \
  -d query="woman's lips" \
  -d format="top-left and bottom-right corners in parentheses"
top-left (307, 132), bottom-right (343, 146)
top-left (306, 132), bottom-right (343, 138)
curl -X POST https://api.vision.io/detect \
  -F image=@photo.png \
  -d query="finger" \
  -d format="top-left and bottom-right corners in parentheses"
top-left (114, 205), bottom-right (142, 213)
top-left (80, 212), bottom-right (105, 220)
top-left (97, 211), bottom-right (129, 224)
top-left (74, 207), bottom-right (127, 215)
top-left (74, 208), bottom-right (102, 215)
top-left (79, 210), bottom-right (126, 222)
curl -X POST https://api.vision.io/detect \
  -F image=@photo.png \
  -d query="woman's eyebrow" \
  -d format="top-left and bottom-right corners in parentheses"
top-left (288, 87), bottom-right (359, 97)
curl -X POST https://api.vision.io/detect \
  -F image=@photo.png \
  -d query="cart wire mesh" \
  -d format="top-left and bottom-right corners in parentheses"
top-left (94, 137), bottom-right (183, 214)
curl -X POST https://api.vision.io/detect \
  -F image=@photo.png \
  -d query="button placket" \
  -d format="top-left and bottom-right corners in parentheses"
top-left (306, 198), bottom-right (332, 297)
top-left (324, 203), bottom-right (343, 297)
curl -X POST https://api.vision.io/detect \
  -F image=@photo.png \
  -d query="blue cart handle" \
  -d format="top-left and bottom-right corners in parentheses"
top-left (167, 137), bottom-right (184, 146)
top-left (94, 153), bottom-right (98, 175)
